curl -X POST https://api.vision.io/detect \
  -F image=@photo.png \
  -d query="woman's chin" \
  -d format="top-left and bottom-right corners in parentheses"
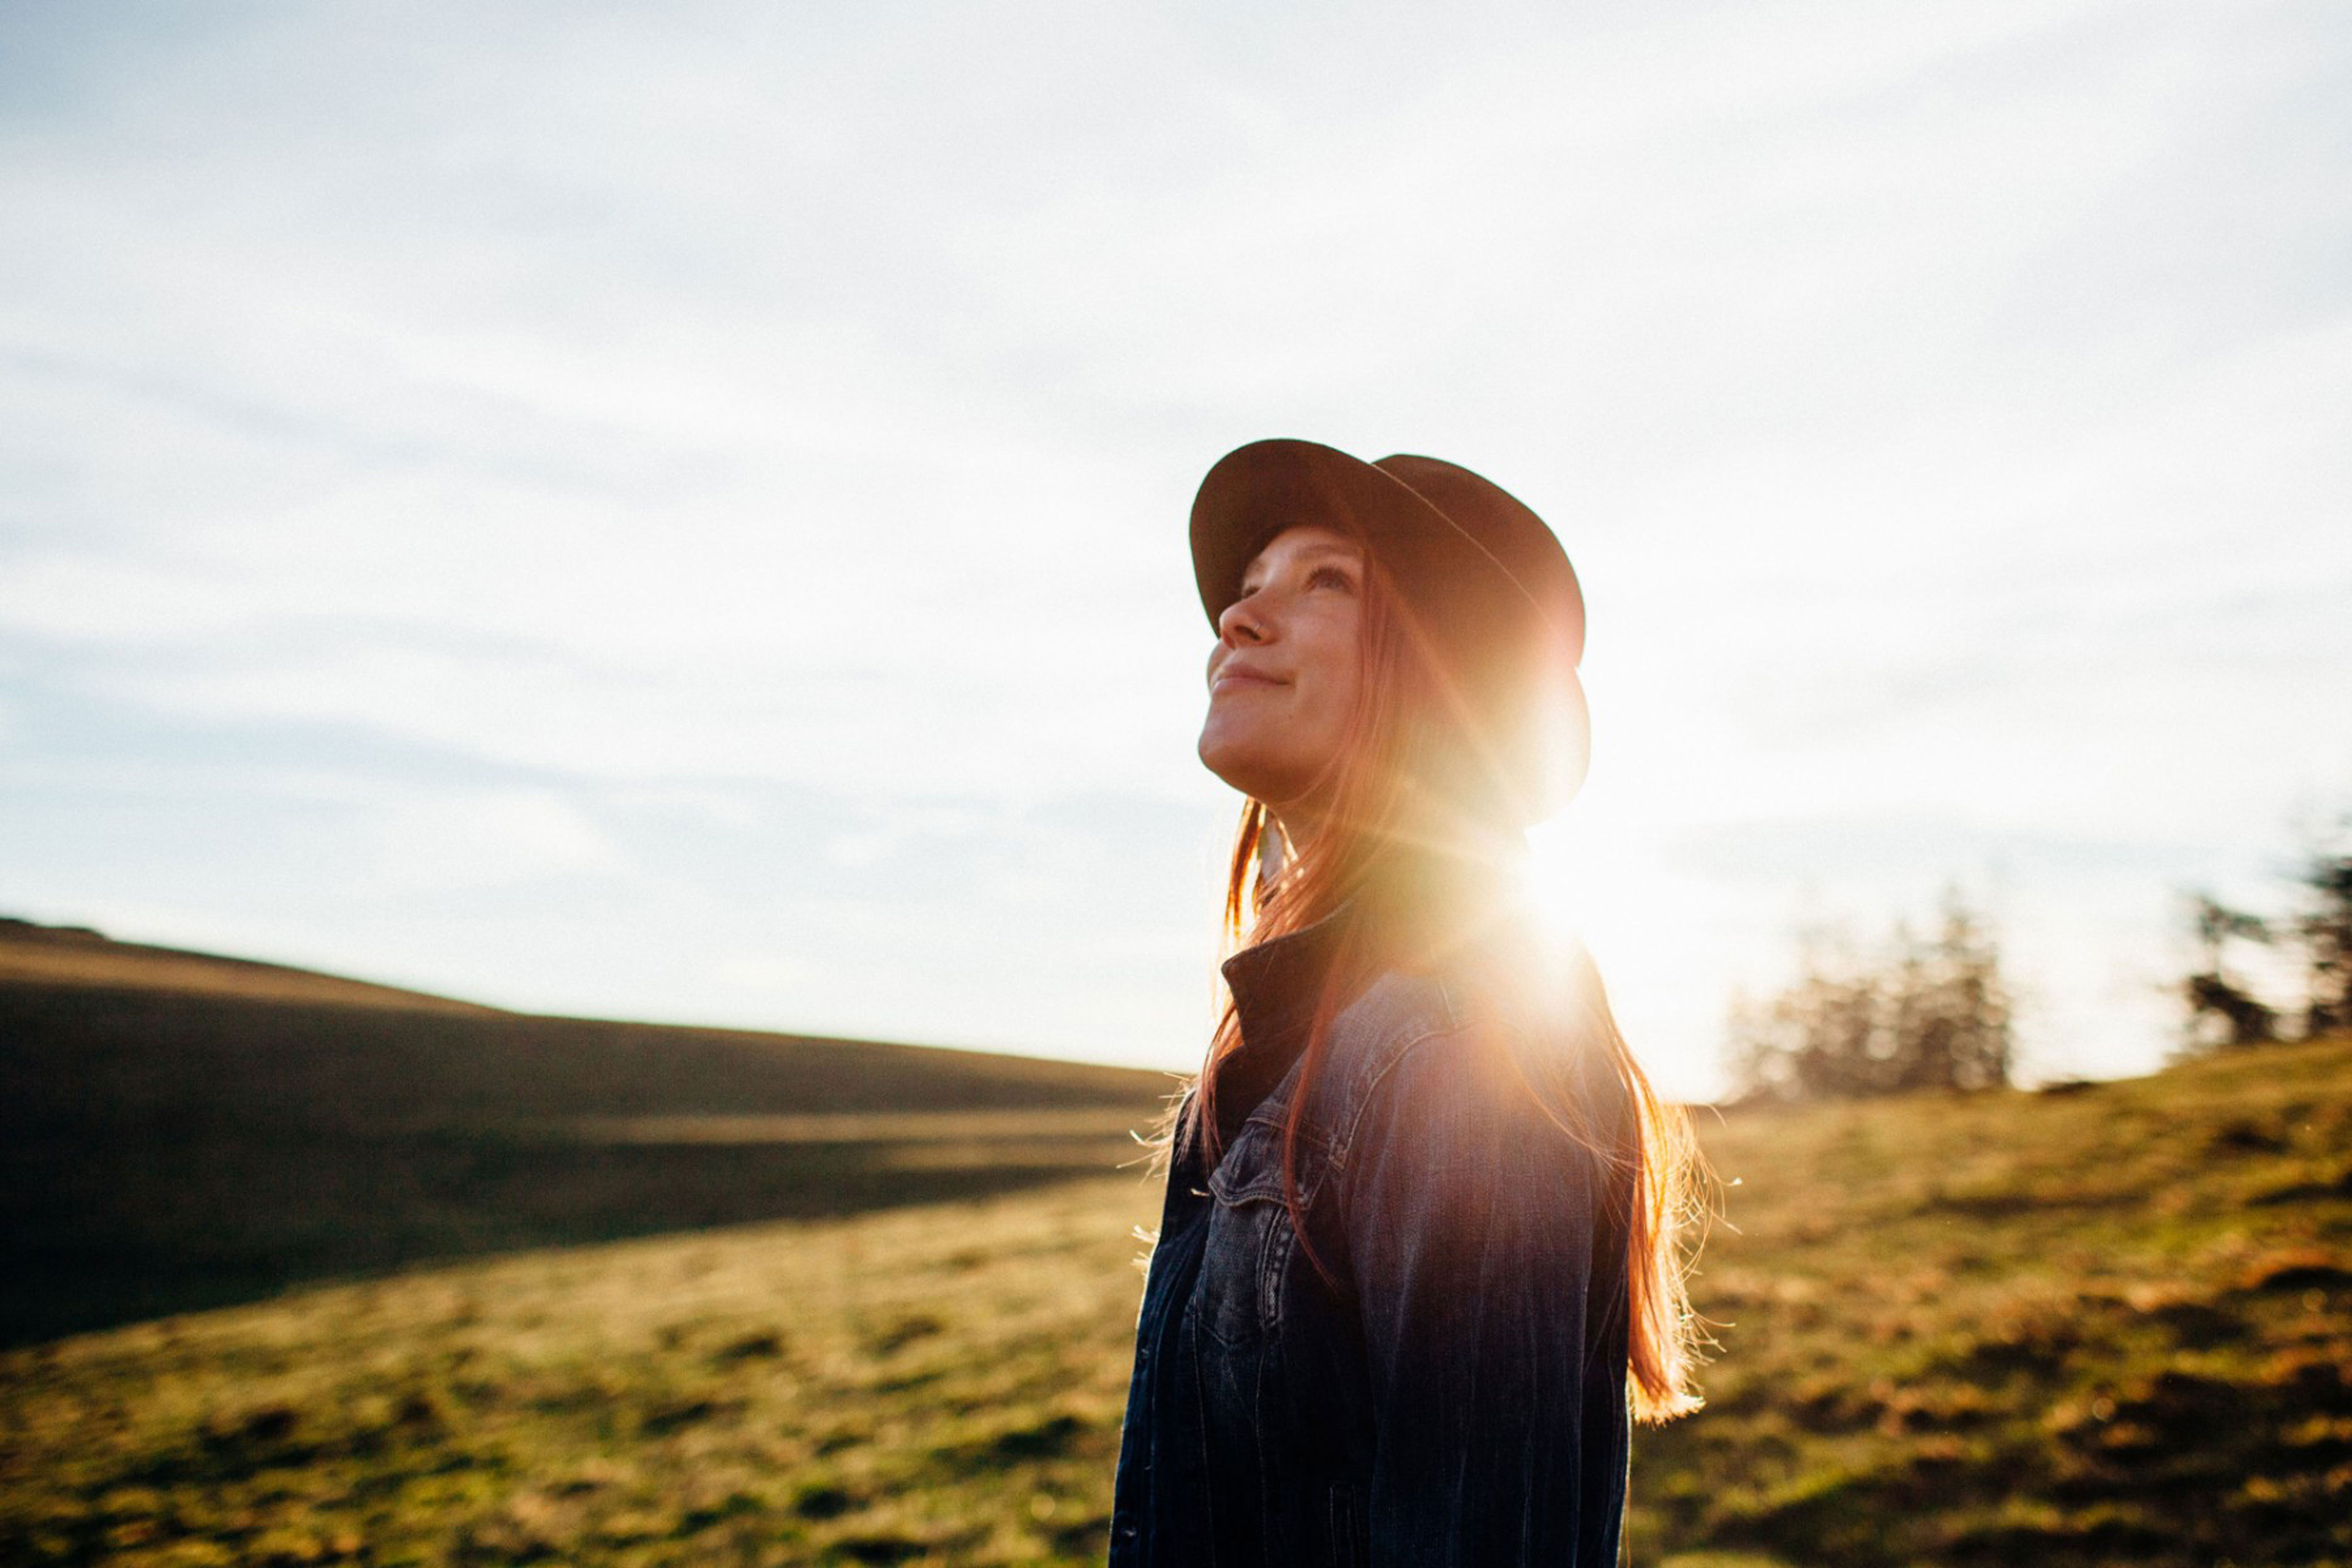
top-left (1198, 738), bottom-right (1289, 804)
top-left (1195, 726), bottom-right (1250, 790)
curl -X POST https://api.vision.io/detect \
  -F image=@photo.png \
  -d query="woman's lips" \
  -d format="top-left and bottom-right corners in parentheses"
top-left (1212, 665), bottom-right (1286, 693)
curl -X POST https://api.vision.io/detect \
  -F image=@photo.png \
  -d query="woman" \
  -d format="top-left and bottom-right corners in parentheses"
top-left (1109, 439), bottom-right (1704, 1566)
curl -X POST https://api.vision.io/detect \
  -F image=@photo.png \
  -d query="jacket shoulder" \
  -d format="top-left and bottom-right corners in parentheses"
top-left (1310, 967), bottom-right (1461, 1111)
top-left (1303, 956), bottom-right (1621, 1170)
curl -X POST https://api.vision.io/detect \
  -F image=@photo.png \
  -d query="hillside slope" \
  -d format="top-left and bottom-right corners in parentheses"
top-left (0, 921), bottom-right (1172, 1346)
top-left (0, 1036), bottom-right (2343, 1566)
top-left (1634, 1033), bottom-right (2352, 1566)
top-left (0, 918), bottom-right (502, 1014)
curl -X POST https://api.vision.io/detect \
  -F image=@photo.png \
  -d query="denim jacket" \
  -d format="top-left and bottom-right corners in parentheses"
top-left (1109, 905), bottom-right (1634, 1567)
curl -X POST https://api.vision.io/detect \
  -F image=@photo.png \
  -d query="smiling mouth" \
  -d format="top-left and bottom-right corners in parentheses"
top-left (1212, 670), bottom-right (1286, 693)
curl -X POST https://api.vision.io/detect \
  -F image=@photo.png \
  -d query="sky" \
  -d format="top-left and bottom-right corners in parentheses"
top-left (2, 0), bottom-right (2348, 1101)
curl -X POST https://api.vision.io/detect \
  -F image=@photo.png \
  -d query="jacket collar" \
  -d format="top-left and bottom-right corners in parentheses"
top-left (1208, 902), bottom-right (1358, 1152)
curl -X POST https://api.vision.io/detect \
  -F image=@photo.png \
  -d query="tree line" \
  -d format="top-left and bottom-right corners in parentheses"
top-left (1725, 892), bottom-right (2012, 1104)
top-left (1721, 816), bottom-right (2351, 1103)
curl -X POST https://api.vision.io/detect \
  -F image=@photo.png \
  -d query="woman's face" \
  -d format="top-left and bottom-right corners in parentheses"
top-left (1197, 524), bottom-right (1368, 821)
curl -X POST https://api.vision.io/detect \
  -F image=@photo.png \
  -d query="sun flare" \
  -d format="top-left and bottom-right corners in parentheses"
top-left (1523, 810), bottom-right (1724, 1103)
top-left (1524, 813), bottom-right (1648, 952)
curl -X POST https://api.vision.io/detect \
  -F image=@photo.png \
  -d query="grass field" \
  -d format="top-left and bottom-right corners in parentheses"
top-left (0, 1177), bottom-right (1158, 1568)
top-left (6, 1029), bottom-right (2347, 1565)
top-left (1635, 1033), bottom-right (2352, 1566)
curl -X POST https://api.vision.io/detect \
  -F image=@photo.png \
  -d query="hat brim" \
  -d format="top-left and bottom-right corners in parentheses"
top-left (1190, 439), bottom-right (1542, 632)
top-left (1187, 437), bottom-right (1591, 814)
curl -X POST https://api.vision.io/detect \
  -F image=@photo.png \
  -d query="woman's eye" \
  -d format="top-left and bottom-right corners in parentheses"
top-left (1308, 566), bottom-right (1356, 591)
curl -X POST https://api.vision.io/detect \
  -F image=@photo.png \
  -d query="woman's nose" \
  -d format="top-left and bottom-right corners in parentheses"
top-left (1218, 593), bottom-right (1269, 646)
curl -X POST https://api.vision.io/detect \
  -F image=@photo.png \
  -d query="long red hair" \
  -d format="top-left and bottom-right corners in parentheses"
top-left (1185, 532), bottom-right (1706, 1423)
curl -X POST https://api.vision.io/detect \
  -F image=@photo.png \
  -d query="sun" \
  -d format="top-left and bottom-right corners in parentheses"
top-left (1523, 812), bottom-right (1646, 952)
top-left (1522, 808), bottom-right (1725, 1104)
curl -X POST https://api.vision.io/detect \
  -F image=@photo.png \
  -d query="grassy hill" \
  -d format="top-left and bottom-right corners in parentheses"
top-left (0, 920), bottom-right (1172, 1346)
top-left (0, 918), bottom-right (504, 1014)
top-left (1638, 1034), bottom-right (2351, 1566)
top-left (2, 1030), bottom-right (2344, 1564)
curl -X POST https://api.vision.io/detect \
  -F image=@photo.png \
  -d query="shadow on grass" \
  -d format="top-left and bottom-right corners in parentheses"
top-left (3, 1130), bottom-right (1133, 1346)
top-left (1, 982), bottom-right (1167, 1347)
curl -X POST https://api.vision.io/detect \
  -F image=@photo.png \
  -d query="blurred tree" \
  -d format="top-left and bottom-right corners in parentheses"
top-left (1728, 892), bottom-right (2013, 1102)
top-left (2291, 839), bottom-right (2352, 1036)
top-left (2181, 892), bottom-right (2278, 1050)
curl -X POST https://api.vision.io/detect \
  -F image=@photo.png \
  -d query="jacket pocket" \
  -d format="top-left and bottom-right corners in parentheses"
top-left (1206, 1108), bottom-right (1332, 1205)
top-left (1193, 1178), bottom-right (1283, 1348)
top-left (1197, 1116), bottom-right (1320, 1347)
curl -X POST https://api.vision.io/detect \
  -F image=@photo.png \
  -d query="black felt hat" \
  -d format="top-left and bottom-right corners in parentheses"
top-left (1189, 437), bottom-right (1591, 820)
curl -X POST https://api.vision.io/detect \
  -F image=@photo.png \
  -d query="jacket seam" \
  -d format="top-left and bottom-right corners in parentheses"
top-left (1327, 995), bottom-right (1547, 1211)
top-left (1240, 1103), bottom-right (1334, 1150)
top-left (1209, 1113), bottom-right (1337, 1205)
top-left (1328, 1017), bottom-right (1476, 1177)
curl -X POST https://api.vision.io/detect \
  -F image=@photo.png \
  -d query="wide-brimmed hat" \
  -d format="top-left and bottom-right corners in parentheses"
top-left (1189, 437), bottom-right (1591, 821)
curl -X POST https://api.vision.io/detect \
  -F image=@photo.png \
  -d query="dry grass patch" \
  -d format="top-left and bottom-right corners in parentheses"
top-left (1, 1177), bottom-right (1161, 1567)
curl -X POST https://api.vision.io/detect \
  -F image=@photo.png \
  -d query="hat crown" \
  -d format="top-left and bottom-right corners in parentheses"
top-left (1371, 453), bottom-right (1585, 668)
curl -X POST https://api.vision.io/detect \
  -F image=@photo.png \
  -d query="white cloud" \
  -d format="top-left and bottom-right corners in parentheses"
top-left (368, 786), bottom-right (627, 894)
